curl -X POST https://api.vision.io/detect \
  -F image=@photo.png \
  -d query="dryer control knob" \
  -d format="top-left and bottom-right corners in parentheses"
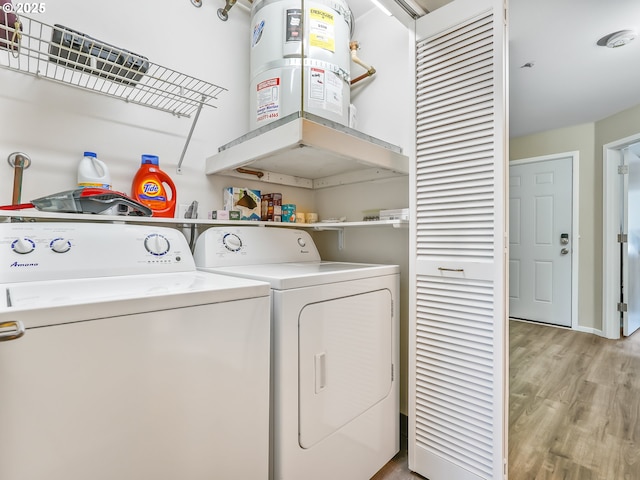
top-left (144, 234), bottom-right (170, 256)
top-left (11, 237), bottom-right (35, 254)
top-left (223, 233), bottom-right (242, 252)
top-left (297, 237), bottom-right (306, 248)
top-left (50, 238), bottom-right (71, 253)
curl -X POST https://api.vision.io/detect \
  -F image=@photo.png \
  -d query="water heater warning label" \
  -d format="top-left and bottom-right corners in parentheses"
top-left (309, 9), bottom-right (335, 53)
top-left (256, 78), bottom-right (280, 124)
top-left (308, 67), bottom-right (343, 115)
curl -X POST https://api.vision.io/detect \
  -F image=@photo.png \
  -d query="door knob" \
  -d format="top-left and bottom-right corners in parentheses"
top-left (561, 248), bottom-right (569, 255)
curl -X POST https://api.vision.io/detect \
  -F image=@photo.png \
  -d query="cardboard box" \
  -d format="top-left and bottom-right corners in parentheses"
top-left (261, 193), bottom-right (283, 221)
top-left (209, 210), bottom-right (241, 220)
top-left (223, 188), bottom-right (261, 221)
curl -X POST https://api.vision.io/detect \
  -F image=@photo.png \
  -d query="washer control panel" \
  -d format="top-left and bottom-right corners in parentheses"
top-left (1, 223), bottom-right (195, 283)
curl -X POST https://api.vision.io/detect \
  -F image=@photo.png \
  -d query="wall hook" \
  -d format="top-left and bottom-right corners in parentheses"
top-left (7, 152), bottom-right (32, 205)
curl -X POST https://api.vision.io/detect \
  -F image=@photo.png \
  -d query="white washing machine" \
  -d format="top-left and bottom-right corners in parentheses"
top-left (0, 222), bottom-right (271, 480)
top-left (193, 226), bottom-right (399, 480)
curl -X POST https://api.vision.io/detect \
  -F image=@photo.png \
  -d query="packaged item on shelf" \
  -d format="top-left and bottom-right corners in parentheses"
top-left (77, 151), bottom-right (111, 189)
top-left (131, 154), bottom-right (177, 218)
top-left (282, 204), bottom-right (296, 223)
top-left (261, 193), bottom-right (283, 221)
top-left (379, 208), bottom-right (409, 221)
top-left (223, 187), bottom-right (261, 221)
top-left (210, 210), bottom-right (240, 220)
top-left (48, 24), bottom-right (149, 86)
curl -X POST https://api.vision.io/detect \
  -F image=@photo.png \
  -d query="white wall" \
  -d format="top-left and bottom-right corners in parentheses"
top-left (0, 0), bottom-right (320, 213)
top-left (510, 105), bottom-right (640, 333)
top-left (1, 1), bottom-right (414, 412)
top-left (510, 123), bottom-right (599, 331)
top-left (313, 7), bottom-right (413, 415)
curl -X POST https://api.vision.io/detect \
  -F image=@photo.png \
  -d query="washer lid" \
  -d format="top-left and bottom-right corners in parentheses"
top-left (200, 261), bottom-right (399, 290)
top-left (1, 271), bottom-right (270, 328)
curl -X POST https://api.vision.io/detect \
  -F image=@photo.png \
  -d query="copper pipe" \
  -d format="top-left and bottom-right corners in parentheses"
top-left (349, 41), bottom-right (376, 85)
top-left (351, 68), bottom-right (376, 85)
top-left (236, 166), bottom-right (264, 178)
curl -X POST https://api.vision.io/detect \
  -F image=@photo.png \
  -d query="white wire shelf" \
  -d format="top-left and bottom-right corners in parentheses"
top-left (0, 13), bottom-right (227, 117)
top-left (0, 209), bottom-right (409, 229)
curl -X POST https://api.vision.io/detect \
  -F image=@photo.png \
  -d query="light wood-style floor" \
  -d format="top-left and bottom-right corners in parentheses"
top-left (509, 319), bottom-right (640, 479)
top-left (371, 320), bottom-right (640, 480)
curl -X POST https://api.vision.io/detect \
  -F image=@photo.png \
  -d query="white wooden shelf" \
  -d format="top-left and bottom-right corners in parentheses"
top-left (0, 211), bottom-right (407, 251)
top-left (205, 112), bottom-right (410, 189)
top-left (0, 210), bottom-right (408, 229)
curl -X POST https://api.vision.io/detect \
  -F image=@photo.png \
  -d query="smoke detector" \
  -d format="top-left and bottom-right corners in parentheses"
top-left (597, 30), bottom-right (638, 48)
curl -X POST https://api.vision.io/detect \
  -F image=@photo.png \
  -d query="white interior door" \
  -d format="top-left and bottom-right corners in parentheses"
top-left (410, 0), bottom-right (507, 479)
top-left (623, 146), bottom-right (640, 336)
top-left (509, 156), bottom-right (572, 327)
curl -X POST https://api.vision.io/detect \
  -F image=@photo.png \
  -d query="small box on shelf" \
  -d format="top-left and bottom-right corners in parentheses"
top-left (261, 193), bottom-right (283, 221)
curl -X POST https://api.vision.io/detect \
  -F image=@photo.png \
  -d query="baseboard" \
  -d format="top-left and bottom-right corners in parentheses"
top-left (572, 325), bottom-right (605, 337)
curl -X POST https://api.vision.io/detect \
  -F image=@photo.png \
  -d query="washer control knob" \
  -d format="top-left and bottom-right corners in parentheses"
top-left (50, 238), bottom-right (71, 253)
top-left (223, 233), bottom-right (242, 252)
top-left (11, 237), bottom-right (35, 254)
top-left (297, 237), bottom-right (306, 248)
top-left (144, 234), bottom-right (170, 256)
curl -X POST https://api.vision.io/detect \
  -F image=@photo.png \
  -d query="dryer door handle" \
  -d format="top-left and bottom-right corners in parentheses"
top-left (314, 352), bottom-right (327, 394)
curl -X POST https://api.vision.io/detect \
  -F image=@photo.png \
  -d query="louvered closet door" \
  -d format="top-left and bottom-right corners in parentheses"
top-left (409, 0), bottom-right (508, 479)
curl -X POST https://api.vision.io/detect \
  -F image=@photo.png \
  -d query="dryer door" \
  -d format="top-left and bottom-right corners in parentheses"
top-left (298, 288), bottom-right (393, 448)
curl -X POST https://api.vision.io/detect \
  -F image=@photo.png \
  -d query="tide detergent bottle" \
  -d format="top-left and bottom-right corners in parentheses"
top-left (131, 154), bottom-right (177, 217)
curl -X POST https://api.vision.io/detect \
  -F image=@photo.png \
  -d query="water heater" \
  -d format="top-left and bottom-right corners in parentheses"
top-left (249, 0), bottom-right (353, 130)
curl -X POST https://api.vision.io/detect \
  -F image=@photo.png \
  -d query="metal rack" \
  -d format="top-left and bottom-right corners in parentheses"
top-left (0, 13), bottom-right (228, 172)
top-left (0, 14), bottom-right (227, 117)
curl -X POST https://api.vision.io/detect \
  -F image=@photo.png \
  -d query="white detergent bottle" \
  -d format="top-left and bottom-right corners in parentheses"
top-left (77, 151), bottom-right (111, 189)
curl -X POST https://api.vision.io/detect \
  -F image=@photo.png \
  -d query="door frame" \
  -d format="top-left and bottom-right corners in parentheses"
top-left (510, 151), bottom-right (580, 330)
top-left (603, 133), bottom-right (640, 339)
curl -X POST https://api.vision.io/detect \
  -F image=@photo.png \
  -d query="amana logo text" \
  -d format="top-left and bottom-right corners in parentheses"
top-left (10, 261), bottom-right (39, 268)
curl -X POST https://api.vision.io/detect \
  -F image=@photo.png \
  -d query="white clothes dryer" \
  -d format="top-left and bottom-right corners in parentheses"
top-left (194, 226), bottom-right (399, 480)
top-left (0, 222), bottom-right (271, 480)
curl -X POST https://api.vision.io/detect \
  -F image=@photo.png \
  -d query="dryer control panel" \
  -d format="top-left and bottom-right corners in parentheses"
top-left (1, 223), bottom-right (195, 283)
top-left (193, 227), bottom-right (321, 267)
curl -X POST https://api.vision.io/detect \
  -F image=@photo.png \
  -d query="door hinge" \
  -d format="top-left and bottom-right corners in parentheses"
top-left (391, 363), bottom-right (395, 382)
top-left (619, 165), bottom-right (629, 175)
top-left (618, 302), bottom-right (628, 312)
top-left (618, 233), bottom-right (628, 243)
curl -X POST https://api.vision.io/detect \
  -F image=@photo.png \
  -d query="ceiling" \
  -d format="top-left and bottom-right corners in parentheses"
top-left (509, 0), bottom-right (640, 138)
top-left (351, 0), bottom-right (640, 138)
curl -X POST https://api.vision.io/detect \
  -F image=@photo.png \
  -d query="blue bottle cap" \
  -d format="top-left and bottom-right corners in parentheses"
top-left (141, 154), bottom-right (159, 165)
top-left (84, 151), bottom-right (97, 158)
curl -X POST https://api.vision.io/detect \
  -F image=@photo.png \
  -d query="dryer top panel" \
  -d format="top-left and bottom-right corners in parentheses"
top-left (200, 261), bottom-right (399, 290)
top-left (194, 226), bottom-right (321, 267)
